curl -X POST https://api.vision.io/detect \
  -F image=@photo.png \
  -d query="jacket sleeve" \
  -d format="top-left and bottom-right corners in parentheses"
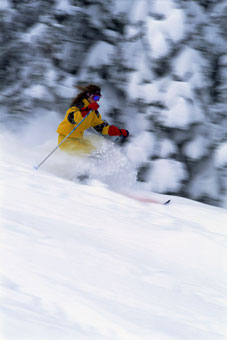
top-left (91, 111), bottom-right (126, 136)
top-left (92, 111), bottom-right (110, 135)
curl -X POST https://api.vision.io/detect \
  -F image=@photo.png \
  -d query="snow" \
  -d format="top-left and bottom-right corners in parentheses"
top-left (173, 47), bottom-right (203, 81)
top-left (184, 135), bottom-right (209, 161)
top-left (129, 0), bottom-right (148, 23)
top-left (159, 139), bottom-right (177, 158)
top-left (165, 9), bottom-right (185, 43)
top-left (82, 42), bottom-right (115, 68)
top-left (54, 0), bottom-right (73, 14)
top-left (22, 23), bottom-right (47, 44)
top-left (127, 72), bottom-right (141, 99)
top-left (165, 81), bottom-right (193, 107)
top-left (215, 142), bottom-right (227, 168)
top-left (126, 132), bottom-right (156, 165)
top-left (45, 69), bottom-right (58, 87)
top-left (187, 161), bottom-right (220, 201)
top-left (146, 19), bottom-right (170, 59)
top-left (110, 0), bottom-right (132, 15)
top-left (1, 0), bottom-right (227, 336)
top-left (146, 7), bottom-right (185, 59)
top-left (55, 84), bottom-right (75, 99)
top-left (139, 83), bottom-right (163, 103)
top-left (160, 79), bottom-right (204, 129)
top-left (128, 75), bottom-right (163, 103)
top-left (160, 97), bottom-right (193, 129)
top-left (148, 159), bottom-right (187, 193)
top-left (24, 84), bottom-right (53, 101)
top-left (0, 116), bottom-right (227, 340)
top-left (220, 54), bottom-right (227, 66)
top-left (151, 0), bottom-right (175, 17)
top-left (0, 0), bottom-right (10, 10)
top-left (1, 0), bottom-right (226, 208)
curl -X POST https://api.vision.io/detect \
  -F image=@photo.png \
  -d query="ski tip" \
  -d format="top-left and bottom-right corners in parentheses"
top-left (164, 199), bottom-right (171, 205)
top-left (33, 165), bottom-right (38, 170)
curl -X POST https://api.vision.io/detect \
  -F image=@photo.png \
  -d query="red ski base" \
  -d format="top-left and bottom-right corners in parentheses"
top-left (119, 192), bottom-right (171, 205)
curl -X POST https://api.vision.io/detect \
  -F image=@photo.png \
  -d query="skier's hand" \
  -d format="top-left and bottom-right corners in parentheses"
top-left (108, 125), bottom-right (129, 137)
top-left (120, 129), bottom-right (129, 137)
top-left (87, 102), bottom-right (99, 111)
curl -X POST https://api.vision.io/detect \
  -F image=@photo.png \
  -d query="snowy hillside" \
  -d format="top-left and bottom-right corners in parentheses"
top-left (1, 0), bottom-right (227, 337)
top-left (1, 0), bottom-right (227, 206)
top-left (1, 122), bottom-right (227, 340)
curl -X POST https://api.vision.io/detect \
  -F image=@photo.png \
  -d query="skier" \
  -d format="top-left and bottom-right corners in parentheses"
top-left (57, 84), bottom-right (129, 154)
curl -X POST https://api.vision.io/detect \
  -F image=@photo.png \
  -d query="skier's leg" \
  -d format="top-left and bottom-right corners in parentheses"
top-left (58, 135), bottom-right (95, 155)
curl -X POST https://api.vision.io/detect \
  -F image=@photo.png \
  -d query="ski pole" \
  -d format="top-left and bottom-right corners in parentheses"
top-left (114, 135), bottom-right (127, 143)
top-left (114, 135), bottom-right (123, 143)
top-left (34, 110), bottom-right (92, 170)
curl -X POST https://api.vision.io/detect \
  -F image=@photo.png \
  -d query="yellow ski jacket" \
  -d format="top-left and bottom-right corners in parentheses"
top-left (57, 99), bottom-right (109, 139)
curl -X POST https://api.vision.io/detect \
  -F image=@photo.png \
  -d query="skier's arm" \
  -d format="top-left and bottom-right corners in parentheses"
top-left (92, 112), bottom-right (129, 137)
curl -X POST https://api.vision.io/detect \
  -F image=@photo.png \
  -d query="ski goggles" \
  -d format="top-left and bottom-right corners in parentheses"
top-left (92, 94), bottom-right (101, 101)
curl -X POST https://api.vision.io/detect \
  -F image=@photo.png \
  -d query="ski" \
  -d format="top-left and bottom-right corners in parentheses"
top-left (164, 199), bottom-right (171, 205)
top-left (118, 192), bottom-right (171, 205)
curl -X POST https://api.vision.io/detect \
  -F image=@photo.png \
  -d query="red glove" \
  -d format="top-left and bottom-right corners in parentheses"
top-left (87, 102), bottom-right (99, 111)
top-left (120, 129), bottom-right (129, 137)
top-left (108, 125), bottom-right (129, 137)
top-left (80, 107), bottom-right (88, 117)
top-left (81, 102), bottom-right (99, 117)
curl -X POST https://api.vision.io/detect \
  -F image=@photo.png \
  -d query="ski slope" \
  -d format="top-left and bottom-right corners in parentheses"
top-left (0, 130), bottom-right (227, 340)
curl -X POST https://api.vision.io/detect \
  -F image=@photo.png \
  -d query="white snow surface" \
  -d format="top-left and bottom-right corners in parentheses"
top-left (159, 139), bottom-right (177, 158)
top-left (81, 42), bottom-right (115, 70)
top-left (148, 159), bottom-right (188, 193)
top-left (215, 142), bottom-right (227, 168)
top-left (146, 7), bottom-right (185, 59)
top-left (146, 19), bottom-right (170, 59)
top-left (184, 135), bottom-right (209, 161)
top-left (151, 0), bottom-right (175, 17)
top-left (24, 84), bottom-right (53, 101)
top-left (0, 0), bottom-right (10, 10)
top-left (22, 23), bottom-right (47, 44)
top-left (160, 98), bottom-right (194, 129)
top-left (54, 0), bottom-right (73, 14)
top-left (0, 115), bottom-right (227, 340)
top-left (172, 47), bottom-right (203, 82)
top-left (129, 0), bottom-right (148, 23)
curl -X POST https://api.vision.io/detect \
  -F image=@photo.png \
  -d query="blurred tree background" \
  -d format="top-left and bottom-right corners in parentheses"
top-left (0, 0), bottom-right (227, 207)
